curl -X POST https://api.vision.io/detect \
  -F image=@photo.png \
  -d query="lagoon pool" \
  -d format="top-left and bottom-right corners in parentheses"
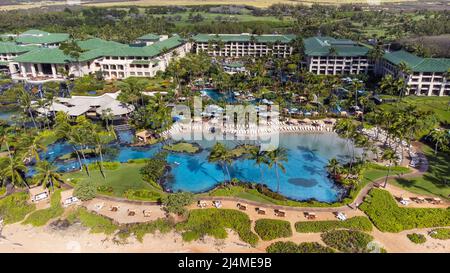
top-left (41, 132), bottom-right (359, 202)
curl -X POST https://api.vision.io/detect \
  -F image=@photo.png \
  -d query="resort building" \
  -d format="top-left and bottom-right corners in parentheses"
top-left (192, 33), bottom-right (295, 58)
top-left (303, 36), bottom-right (373, 75)
top-left (1, 29), bottom-right (70, 47)
top-left (35, 92), bottom-right (134, 119)
top-left (1, 30), bottom-right (190, 82)
top-left (381, 50), bottom-right (450, 96)
top-left (135, 33), bottom-right (168, 46)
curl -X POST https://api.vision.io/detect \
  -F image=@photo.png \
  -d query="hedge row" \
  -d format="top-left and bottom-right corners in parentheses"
top-left (176, 209), bottom-right (259, 246)
top-left (254, 219), bottom-right (292, 241)
top-left (321, 230), bottom-right (375, 253)
top-left (360, 189), bottom-right (450, 232)
top-left (295, 216), bottom-right (372, 233)
top-left (266, 241), bottom-right (334, 253)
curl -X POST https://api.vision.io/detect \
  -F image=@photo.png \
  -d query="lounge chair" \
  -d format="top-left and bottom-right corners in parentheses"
top-left (143, 210), bottom-right (151, 217)
top-left (256, 208), bottom-right (266, 215)
top-left (127, 209), bottom-right (136, 216)
top-left (110, 206), bottom-right (119, 212)
top-left (212, 200), bottom-right (222, 208)
top-left (274, 209), bottom-right (286, 217)
top-left (304, 212), bottom-right (316, 220)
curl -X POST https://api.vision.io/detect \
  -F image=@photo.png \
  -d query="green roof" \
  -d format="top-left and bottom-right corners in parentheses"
top-left (192, 34), bottom-right (294, 44)
top-left (77, 38), bottom-right (124, 51)
top-left (137, 33), bottom-right (160, 41)
top-left (13, 35), bottom-right (185, 64)
top-left (15, 29), bottom-right (69, 45)
top-left (13, 48), bottom-right (76, 64)
top-left (303, 36), bottom-right (369, 57)
top-left (0, 42), bottom-right (38, 54)
top-left (0, 61), bottom-right (8, 66)
top-left (383, 50), bottom-right (450, 73)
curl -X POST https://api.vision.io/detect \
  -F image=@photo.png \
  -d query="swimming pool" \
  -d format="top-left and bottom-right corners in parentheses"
top-left (201, 88), bottom-right (236, 103)
top-left (40, 132), bottom-right (359, 203)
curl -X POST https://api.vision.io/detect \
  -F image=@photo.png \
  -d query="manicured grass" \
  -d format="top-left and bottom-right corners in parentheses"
top-left (24, 190), bottom-right (64, 227)
top-left (177, 208), bottom-right (259, 246)
top-left (254, 219), bottom-right (292, 241)
top-left (63, 163), bottom-right (164, 199)
top-left (163, 142), bottom-right (200, 154)
top-left (389, 145), bottom-right (450, 199)
top-left (266, 241), bottom-right (334, 253)
top-left (429, 228), bottom-right (450, 240)
top-left (295, 216), bottom-right (373, 233)
top-left (360, 189), bottom-right (450, 232)
top-left (0, 192), bottom-right (35, 224)
top-left (321, 230), bottom-right (375, 253)
top-left (407, 233), bottom-right (427, 244)
top-left (67, 207), bottom-right (118, 235)
top-left (379, 96), bottom-right (450, 125)
top-left (361, 163), bottom-right (412, 185)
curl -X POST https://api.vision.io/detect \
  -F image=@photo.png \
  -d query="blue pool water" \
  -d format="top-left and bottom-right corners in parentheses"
top-left (116, 129), bottom-right (135, 144)
top-left (40, 133), bottom-right (359, 202)
top-left (201, 89), bottom-right (236, 103)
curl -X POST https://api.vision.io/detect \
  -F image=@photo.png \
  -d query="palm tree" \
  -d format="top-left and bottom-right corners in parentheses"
top-left (34, 161), bottom-right (63, 191)
top-left (25, 136), bottom-right (46, 162)
top-left (429, 129), bottom-right (448, 155)
top-left (208, 142), bottom-right (232, 182)
top-left (267, 147), bottom-right (288, 193)
top-left (381, 148), bottom-right (399, 188)
top-left (100, 108), bottom-right (114, 133)
top-left (396, 61), bottom-right (412, 101)
top-left (1, 154), bottom-right (29, 189)
top-left (247, 147), bottom-right (268, 182)
top-left (327, 158), bottom-right (340, 177)
top-left (16, 86), bottom-right (38, 130)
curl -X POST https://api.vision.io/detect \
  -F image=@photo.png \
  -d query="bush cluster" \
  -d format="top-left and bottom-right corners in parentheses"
top-left (177, 209), bottom-right (259, 246)
top-left (266, 241), bottom-right (334, 253)
top-left (254, 219), bottom-right (292, 241)
top-left (295, 216), bottom-right (373, 233)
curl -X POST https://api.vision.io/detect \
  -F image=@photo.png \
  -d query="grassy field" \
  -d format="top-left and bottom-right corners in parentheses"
top-left (389, 145), bottom-right (450, 199)
top-left (63, 162), bottom-right (159, 196)
top-left (379, 96), bottom-right (450, 125)
top-left (0, 0), bottom-right (417, 11)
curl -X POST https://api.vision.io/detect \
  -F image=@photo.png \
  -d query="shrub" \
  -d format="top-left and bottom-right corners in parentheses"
top-left (254, 219), bottom-right (292, 241)
top-left (177, 209), bottom-right (259, 246)
top-left (73, 180), bottom-right (97, 201)
top-left (140, 152), bottom-right (168, 184)
top-left (124, 189), bottom-right (162, 201)
top-left (0, 192), bottom-right (35, 224)
top-left (162, 192), bottom-right (194, 215)
top-left (163, 142), bottom-right (200, 153)
top-left (0, 187), bottom-right (5, 196)
top-left (429, 228), bottom-right (450, 240)
top-left (24, 190), bottom-right (64, 227)
top-left (321, 230), bottom-right (374, 253)
top-left (359, 189), bottom-right (450, 232)
top-left (266, 241), bottom-right (334, 253)
top-left (407, 233), bottom-right (427, 244)
top-left (295, 216), bottom-right (373, 233)
top-left (126, 218), bottom-right (174, 242)
top-left (67, 207), bottom-right (118, 235)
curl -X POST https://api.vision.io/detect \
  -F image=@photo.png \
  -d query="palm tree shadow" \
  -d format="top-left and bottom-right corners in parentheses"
top-left (186, 158), bottom-right (221, 182)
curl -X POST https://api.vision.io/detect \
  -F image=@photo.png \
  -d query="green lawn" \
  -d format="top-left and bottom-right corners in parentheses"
top-left (389, 145), bottom-right (450, 199)
top-left (63, 162), bottom-right (162, 197)
top-left (379, 96), bottom-right (450, 125)
top-left (163, 142), bottom-right (200, 153)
